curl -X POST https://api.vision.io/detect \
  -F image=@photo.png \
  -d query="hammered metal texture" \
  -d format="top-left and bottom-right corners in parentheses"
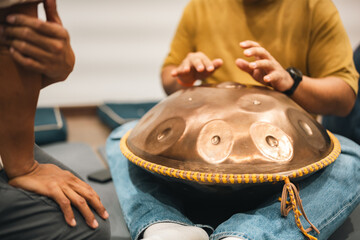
top-left (127, 83), bottom-right (332, 176)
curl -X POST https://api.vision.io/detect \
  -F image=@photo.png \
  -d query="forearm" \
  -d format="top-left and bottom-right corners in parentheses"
top-left (161, 65), bottom-right (188, 95)
top-left (41, 75), bottom-right (66, 89)
top-left (0, 2), bottom-right (42, 179)
top-left (291, 76), bottom-right (356, 116)
top-left (0, 49), bottom-right (41, 178)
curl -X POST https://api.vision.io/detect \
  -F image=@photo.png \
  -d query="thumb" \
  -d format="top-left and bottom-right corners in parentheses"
top-left (44, 0), bottom-right (62, 24)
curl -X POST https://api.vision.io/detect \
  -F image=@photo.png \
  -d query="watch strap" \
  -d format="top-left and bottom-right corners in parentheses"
top-left (283, 67), bottom-right (303, 96)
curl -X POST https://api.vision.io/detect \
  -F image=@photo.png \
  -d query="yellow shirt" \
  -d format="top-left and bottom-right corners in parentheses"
top-left (163, 0), bottom-right (359, 93)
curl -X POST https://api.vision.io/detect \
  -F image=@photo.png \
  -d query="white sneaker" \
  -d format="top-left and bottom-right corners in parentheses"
top-left (141, 222), bottom-right (209, 240)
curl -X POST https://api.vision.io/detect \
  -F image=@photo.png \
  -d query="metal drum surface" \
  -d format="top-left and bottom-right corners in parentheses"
top-left (120, 82), bottom-right (341, 186)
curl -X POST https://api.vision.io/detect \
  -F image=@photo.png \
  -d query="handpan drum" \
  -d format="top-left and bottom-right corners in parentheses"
top-left (120, 82), bottom-right (341, 240)
top-left (120, 82), bottom-right (340, 186)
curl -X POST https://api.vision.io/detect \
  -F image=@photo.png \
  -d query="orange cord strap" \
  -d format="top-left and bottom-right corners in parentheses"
top-left (281, 177), bottom-right (320, 240)
top-left (176, 77), bottom-right (195, 87)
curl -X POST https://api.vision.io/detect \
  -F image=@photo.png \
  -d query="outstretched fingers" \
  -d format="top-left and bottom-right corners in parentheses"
top-left (71, 179), bottom-right (109, 220)
top-left (172, 52), bottom-right (223, 84)
top-left (63, 186), bottom-right (99, 229)
top-left (185, 52), bottom-right (214, 73)
top-left (49, 186), bottom-right (77, 227)
top-left (7, 164), bottom-right (108, 229)
top-left (235, 58), bottom-right (253, 75)
top-left (244, 46), bottom-right (272, 60)
top-left (239, 40), bottom-right (261, 48)
top-left (249, 59), bottom-right (274, 72)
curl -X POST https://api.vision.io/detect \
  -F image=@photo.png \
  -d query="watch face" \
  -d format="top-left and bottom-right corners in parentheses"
top-left (289, 67), bottom-right (303, 79)
top-left (283, 67), bottom-right (303, 96)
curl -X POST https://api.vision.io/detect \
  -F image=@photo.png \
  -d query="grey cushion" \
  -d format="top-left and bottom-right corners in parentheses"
top-left (42, 142), bottom-right (131, 240)
top-left (329, 204), bottom-right (360, 240)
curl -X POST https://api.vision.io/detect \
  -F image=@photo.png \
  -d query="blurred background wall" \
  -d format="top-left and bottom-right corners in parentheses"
top-left (37, 0), bottom-right (360, 107)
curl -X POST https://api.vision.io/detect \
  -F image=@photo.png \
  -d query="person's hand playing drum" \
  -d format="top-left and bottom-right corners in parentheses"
top-left (235, 40), bottom-right (355, 116)
top-left (235, 40), bottom-right (293, 92)
top-left (172, 51), bottom-right (223, 86)
top-left (162, 51), bottom-right (223, 95)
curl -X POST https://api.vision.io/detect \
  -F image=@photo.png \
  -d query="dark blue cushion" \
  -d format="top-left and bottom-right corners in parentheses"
top-left (97, 102), bottom-right (158, 129)
top-left (355, 45), bottom-right (360, 74)
top-left (34, 107), bottom-right (67, 145)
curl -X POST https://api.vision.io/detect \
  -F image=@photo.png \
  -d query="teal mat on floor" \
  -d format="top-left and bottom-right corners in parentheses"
top-left (97, 102), bottom-right (158, 129)
top-left (34, 107), bottom-right (67, 145)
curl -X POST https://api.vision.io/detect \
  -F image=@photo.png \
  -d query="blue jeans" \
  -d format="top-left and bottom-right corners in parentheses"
top-left (106, 121), bottom-right (360, 240)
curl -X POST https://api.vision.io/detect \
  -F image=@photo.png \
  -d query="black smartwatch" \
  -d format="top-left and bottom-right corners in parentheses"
top-left (283, 67), bottom-right (303, 96)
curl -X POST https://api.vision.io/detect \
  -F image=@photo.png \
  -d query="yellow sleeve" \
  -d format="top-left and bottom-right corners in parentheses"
top-left (308, 0), bottom-right (359, 94)
top-left (162, 0), bottom-right (196, 69)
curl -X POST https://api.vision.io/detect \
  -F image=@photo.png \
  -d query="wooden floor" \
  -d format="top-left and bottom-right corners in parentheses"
top-left (61, 106), bottom-right (112, 153)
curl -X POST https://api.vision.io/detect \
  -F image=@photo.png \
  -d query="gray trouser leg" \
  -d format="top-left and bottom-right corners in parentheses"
top-left (0, 145), bottom-right (111, 240)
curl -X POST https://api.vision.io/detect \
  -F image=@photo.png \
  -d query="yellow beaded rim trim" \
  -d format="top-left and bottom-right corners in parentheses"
top-left (120, 130), bottom-right (341, 184)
